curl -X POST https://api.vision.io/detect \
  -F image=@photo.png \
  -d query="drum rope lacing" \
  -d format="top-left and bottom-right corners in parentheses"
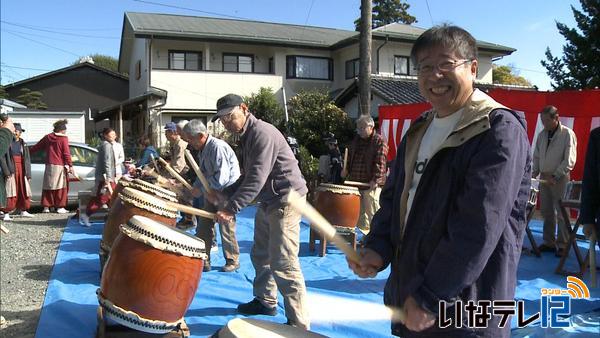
top-left (119, 190), bottom-right (178, 218)
top-left (97, 291), bottom-right (183, 332)
top-left (122, 221), bottom-right (206, 258)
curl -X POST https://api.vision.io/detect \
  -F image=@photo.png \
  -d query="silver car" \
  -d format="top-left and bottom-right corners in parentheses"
top-left (28, 142), bottom-right (98, 207)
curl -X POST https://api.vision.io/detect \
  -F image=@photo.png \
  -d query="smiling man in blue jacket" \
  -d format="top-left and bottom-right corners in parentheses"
top-left (348, 25), bottom-right (531, 337)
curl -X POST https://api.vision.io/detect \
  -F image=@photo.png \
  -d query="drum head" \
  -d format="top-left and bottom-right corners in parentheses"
top-left (119, 187), bottom-right (178, 218)
top-left (316, 183), bottom-right (360, 195)
top-left (121, 215), bottom-right (207, 259)
top-left (132, 178), bottom-right (178, 202)
top-left (218, 318), bottom-right (327, 338)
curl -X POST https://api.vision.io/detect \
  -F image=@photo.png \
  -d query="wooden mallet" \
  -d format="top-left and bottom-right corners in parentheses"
top-left (157, 157), bottom-right (194, 191)
top-left (184, 149), bottom-right (212, 193)
top-left (285, 189), bottom-right (407, 324)
top-left (285, 189), bottom-right (360, 264)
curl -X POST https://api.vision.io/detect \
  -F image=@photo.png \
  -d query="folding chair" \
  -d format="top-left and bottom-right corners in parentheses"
top-left (523, 179), bottom-right (541, 257)
top-left (555, 181), bottom-right (586, 276)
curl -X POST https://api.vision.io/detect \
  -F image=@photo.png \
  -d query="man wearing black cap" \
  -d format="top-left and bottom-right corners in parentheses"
top-left (212, 93), bottom-right (310, 329)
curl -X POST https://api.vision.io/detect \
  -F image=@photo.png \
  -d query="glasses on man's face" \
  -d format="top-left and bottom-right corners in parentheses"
top-left (220, 107), bottom-right (239, 124)
top-left (415, 59), bottom-right (471, 75)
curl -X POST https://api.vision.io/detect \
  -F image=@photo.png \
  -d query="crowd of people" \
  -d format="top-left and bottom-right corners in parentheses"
top-left (1, 23), bottom-right (598, 337)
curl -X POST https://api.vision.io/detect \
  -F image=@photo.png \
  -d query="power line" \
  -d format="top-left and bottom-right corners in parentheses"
top-left (304, 0), bottom-right (316, 26)
top-left (0, 20), bottom-right (117, 31)
top-left (1, 64), bottom-right (53, 72)
top-left (3, 30), bottom-right (81, 57)
top-left (132, 0), bottom-right (251, 20)
top-left (1, 28), bottom-right (109, 46)
top-left (424, 0), bottom-right (434, 26)
top-left (1, 20), bottom-right (119, 39)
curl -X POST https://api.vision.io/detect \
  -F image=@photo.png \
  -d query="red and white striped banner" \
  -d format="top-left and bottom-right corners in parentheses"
top-left (379, 89), bottom-right (600, 181)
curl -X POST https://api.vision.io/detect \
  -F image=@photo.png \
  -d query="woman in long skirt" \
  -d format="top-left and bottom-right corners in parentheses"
top-left (29, 119), bottom-right (73, 213)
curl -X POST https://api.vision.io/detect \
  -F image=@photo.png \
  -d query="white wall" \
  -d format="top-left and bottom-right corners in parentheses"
top-left (129, 38), bottom-right (149, 97)
top-left (9, 111), bottom-right (86, 143)
top-left (152, 70), bottom-right (283, 111)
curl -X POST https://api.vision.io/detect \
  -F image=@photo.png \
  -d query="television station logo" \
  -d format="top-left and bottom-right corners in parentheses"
top-left (437, 276), bottom-right (591, 329)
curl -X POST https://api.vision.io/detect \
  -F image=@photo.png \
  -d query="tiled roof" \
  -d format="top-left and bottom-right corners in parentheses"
top-left (126, 12), bottom-right (356, 48)
top-left (124, 13), bottom-right (515, 54)
top-left (371, 77), bottom-right (425, 104)
top-left (335, 76), bottom-right (536, 106)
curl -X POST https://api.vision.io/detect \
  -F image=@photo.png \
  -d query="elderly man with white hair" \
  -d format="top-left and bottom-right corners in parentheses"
top-left (183, 119), bottom-right (241, 272)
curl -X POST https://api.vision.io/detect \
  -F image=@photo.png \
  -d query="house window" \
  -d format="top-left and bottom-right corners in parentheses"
top-left (223, 53), bottom-right (254, 73)
top-left (135, 60), bottom-right (141, 80)
top-left (394, 55), bottom-right (409, 75)
top-left (345, 58), bottom-right (360, 79)
top-left (268, 57), bottom-right (274, 74)
top-left (168, 51), bottom-right (202, 70)
top-left (286, 56), bottom-right (333, 80)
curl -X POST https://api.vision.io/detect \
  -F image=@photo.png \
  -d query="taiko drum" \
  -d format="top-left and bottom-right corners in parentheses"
top-left (98, 215), bottom-right (206, 333)
top-left (313, 183), bottom-right (360, 228)
top-left (100, 187), bottom-right (178, 273)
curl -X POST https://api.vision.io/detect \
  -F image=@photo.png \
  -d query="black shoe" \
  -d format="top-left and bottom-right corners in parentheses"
top-left (237, 298), bottom-right (277, 316)
top-left (220, 261), bottom-right (240, 272)
top-left (203, 262), bottom-right (211, 272)
top-left (538, 244), bottom-right (556, 252)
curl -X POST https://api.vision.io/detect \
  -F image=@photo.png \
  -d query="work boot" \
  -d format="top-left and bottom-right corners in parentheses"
top-left (237, 298), bottom-right (277, 316)
top-left (220, 261), bottom-right (240, 272)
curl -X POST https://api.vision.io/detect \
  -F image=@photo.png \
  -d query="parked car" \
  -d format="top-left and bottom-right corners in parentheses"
top-left (28, 142), bottom-right (98, 207)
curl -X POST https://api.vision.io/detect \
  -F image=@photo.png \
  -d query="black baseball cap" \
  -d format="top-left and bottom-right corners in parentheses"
top-left (212, 93), bottom-right (243, 122)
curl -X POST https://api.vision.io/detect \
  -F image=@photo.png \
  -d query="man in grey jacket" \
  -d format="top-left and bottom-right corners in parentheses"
top-left (213, 93), bottom-right (310, 329)
top-left (532, 105), bottom-right (577, 256)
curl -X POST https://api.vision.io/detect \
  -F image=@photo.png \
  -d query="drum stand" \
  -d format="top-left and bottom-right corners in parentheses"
top-left (309, 225), bottom-right (357, 257)
top-left (95, 307), bottom-right (190, 338)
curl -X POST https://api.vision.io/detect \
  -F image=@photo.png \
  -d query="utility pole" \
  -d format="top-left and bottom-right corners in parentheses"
top-left (359, 0), bottom-right (372, 116)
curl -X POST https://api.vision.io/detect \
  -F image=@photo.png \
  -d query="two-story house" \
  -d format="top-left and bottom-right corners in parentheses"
top-left (96, 12), bottom-right (515, 147)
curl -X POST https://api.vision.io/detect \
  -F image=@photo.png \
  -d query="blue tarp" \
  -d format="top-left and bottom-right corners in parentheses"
top-left (35, 207), bottom-right (599, 337)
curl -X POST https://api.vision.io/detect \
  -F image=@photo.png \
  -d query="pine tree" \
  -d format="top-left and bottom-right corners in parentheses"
top-left (541, 0), bottom-right (600, 89)
top-left (355, 0), bottom-right (417, 31)
top-left (15, 88), bottom-right (47, 110)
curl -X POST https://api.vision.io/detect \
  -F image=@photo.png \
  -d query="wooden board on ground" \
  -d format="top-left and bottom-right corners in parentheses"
top-left (95, 307), bottom-right (190, 338)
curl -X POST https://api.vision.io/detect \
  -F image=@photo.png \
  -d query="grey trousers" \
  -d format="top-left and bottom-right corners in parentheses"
top-left (357, 186), bottom-right (381, 232)
top-left (195, 199), bottom-right (240, 264)
top-left (540, 175), bottom-right (570, 249)
top-left (252, 197), bottom-right (310, 329)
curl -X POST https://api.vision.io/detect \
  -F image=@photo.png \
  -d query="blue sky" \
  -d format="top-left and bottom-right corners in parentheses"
top-left (0, 0), bottom-right (580, 90)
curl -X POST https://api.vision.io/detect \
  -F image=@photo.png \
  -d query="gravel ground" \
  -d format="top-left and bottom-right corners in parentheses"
top-left (0, 211), bottom-right (71, 338)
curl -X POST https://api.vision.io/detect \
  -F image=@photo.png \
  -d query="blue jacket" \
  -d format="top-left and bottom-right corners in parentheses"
top-left (365, 90), bottom-right (531, 338)
top-left (137, 146), bottom-right (158, 168)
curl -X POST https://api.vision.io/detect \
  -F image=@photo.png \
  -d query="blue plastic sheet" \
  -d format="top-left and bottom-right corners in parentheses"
top-left (35, 209), bottom-right (599, 337)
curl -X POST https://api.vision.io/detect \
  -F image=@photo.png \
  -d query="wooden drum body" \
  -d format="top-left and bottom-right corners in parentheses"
top-left (100, 187), bottom-right (178, 273)
top-left (313, 183), bottom-right (360, 228)
top-left (98, 215), bottom-right (206, 333)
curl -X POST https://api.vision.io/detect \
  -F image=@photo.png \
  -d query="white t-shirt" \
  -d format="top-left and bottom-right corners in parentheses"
top-left (112, 141), bottom-right (125, 175)
top-left (406, 109), bottom-right (464, 220)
